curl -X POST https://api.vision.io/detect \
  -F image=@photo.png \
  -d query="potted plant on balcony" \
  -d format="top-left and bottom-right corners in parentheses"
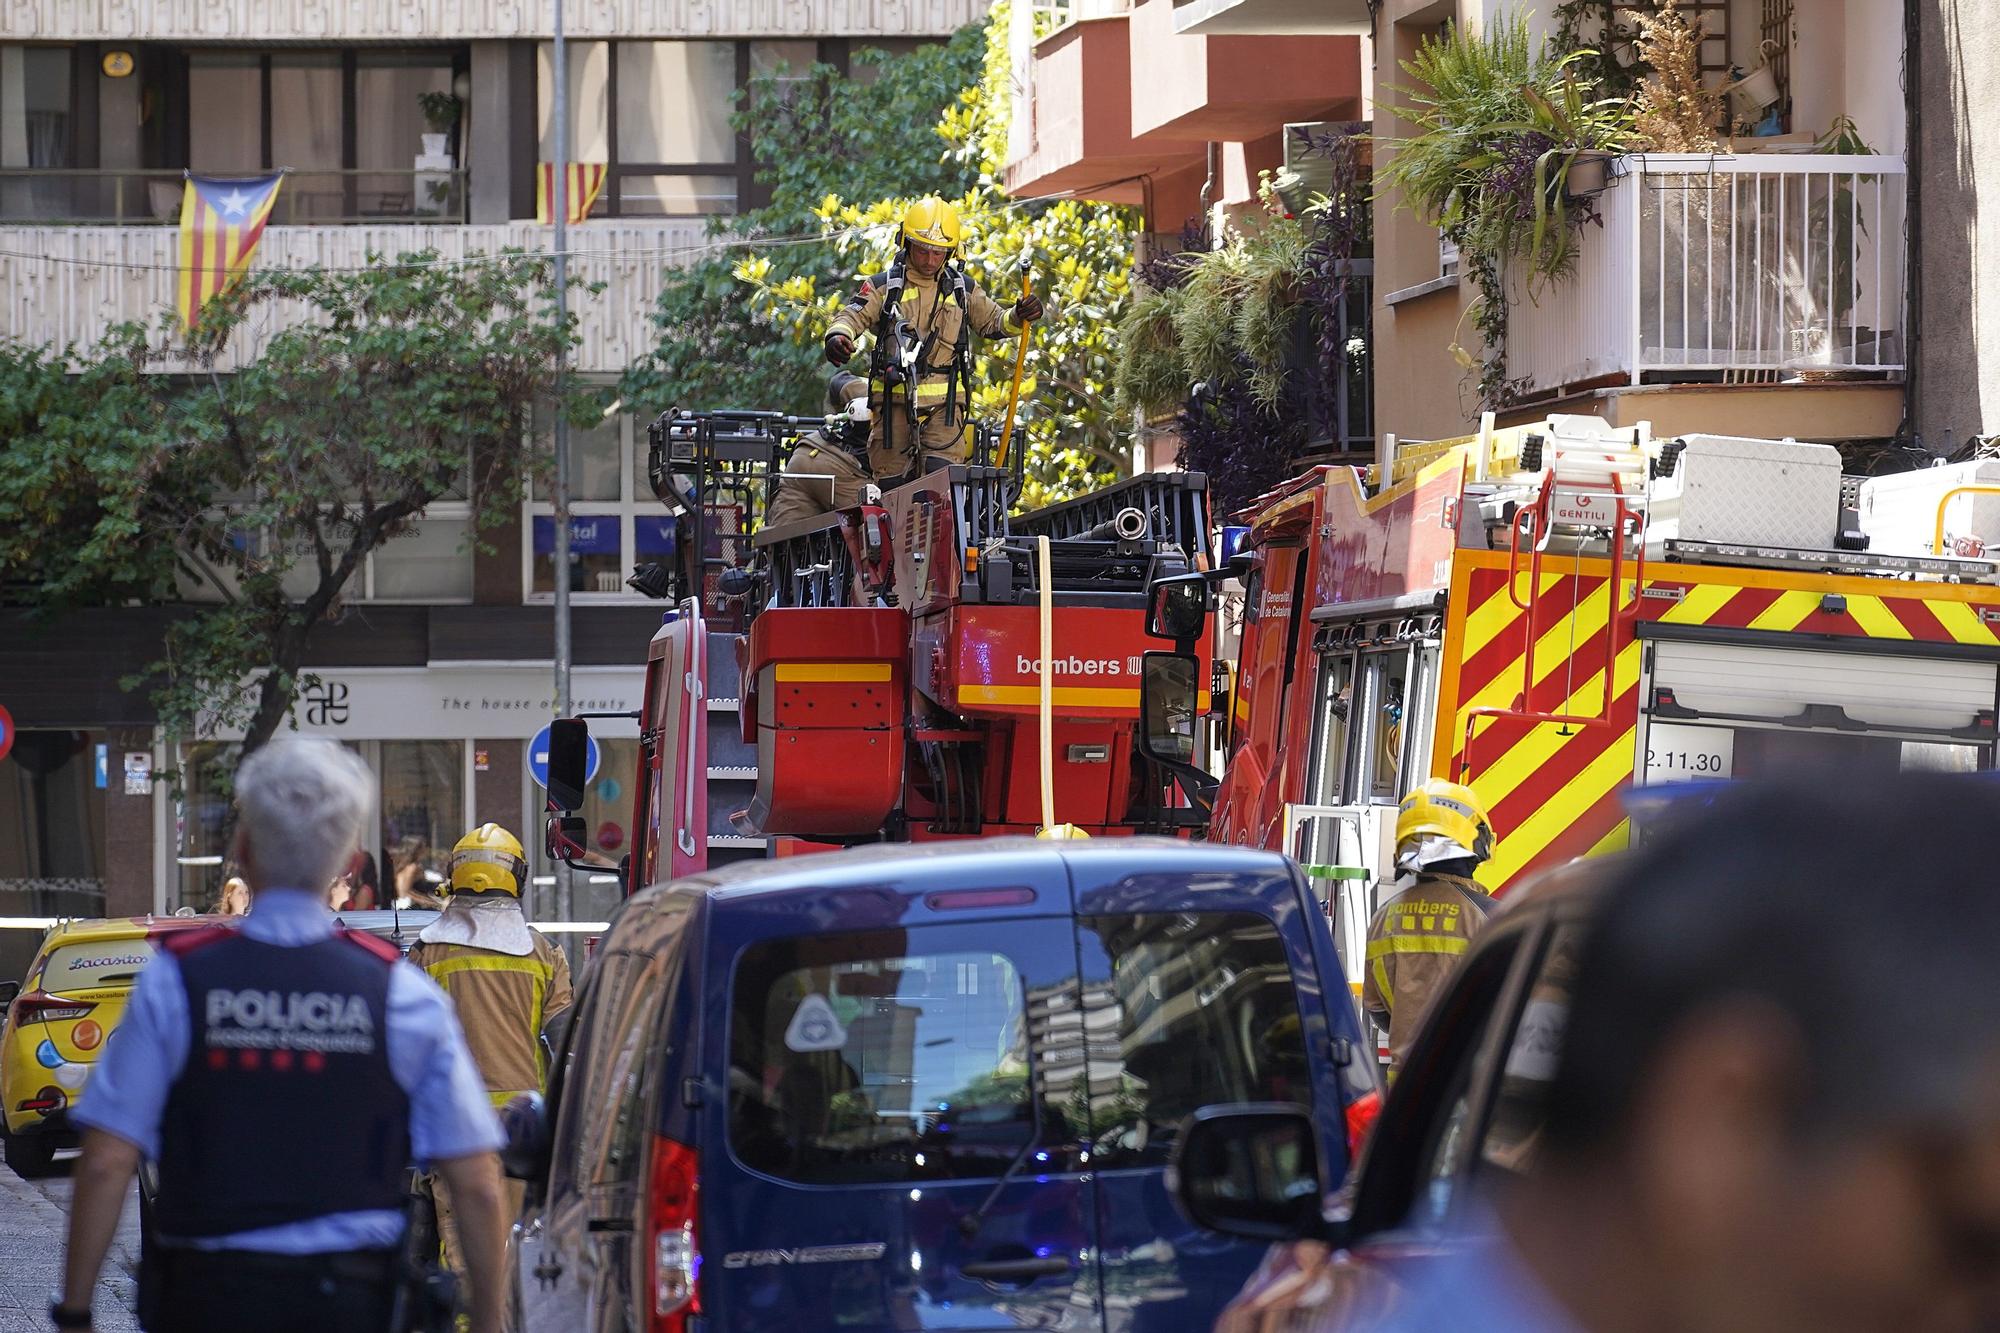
top-left (1377, 11), bottom-right (1635, 407)
top-left (418, 91), bottom-right (462, 159)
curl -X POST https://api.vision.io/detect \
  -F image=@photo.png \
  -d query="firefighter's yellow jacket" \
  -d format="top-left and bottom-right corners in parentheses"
top-left (408, 897), bottom-right (574, 1105)
top-left (1362, 872), bottom-right (1495, 1068)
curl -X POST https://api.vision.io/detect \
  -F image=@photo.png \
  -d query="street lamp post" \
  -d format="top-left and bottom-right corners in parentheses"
top-left (551, 0), bottom-right (574, 923)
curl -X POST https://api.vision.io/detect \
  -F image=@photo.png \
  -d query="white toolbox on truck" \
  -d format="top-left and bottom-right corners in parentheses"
top-left (1858, 460), bottom-right (2000, 558)
top-left (1645, 434), bottom-right (1843, 551)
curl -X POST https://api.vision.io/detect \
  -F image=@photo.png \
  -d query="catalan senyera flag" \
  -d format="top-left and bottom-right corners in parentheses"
top-left (537, 162), bottom-right (607, 224)
top-left (177, 173), bottom-right (284, 330)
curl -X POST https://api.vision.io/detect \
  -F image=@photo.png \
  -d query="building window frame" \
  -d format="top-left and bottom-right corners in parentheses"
top-left (520, 405), bottom-right (661, 604)
top-left (532, 37), bottom-right (862, 220)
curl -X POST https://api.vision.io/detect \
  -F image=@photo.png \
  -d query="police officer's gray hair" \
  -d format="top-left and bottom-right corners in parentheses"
top-left (233, 738), bottom-right (373, 894)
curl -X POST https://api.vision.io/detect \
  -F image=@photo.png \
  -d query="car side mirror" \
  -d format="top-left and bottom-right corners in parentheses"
top-left (545, 717), bottom-right (591, 813)
top-left (1145, 572), bottom-right (1210, 646)
top-left (498, 1091), bottom-right (551, 1184)
top-left (1169, 1104), bottom-right (1328, 1243)
top-left (0, 980), bottom-right (17, 1011)
top-left (1139, 652), bottom-right (1201, 766)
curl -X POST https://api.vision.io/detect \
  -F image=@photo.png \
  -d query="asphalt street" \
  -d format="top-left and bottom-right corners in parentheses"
top-left (0, 1151), bottom-right (142, 1332)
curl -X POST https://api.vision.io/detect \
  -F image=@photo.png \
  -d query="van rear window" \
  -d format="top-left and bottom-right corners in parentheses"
top-left (728, 927), bottom-right (1041, 1185)
top-left (41, 940), bottom-right (158, 992)
top-left (1079, 912), bottom-right (1312, 1168)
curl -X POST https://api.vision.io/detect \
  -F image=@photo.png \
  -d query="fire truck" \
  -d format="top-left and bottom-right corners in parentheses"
top-left (543, 407), bottom-right (1216, 892)
top-left (1146, 413), bottom-right (2000, 983)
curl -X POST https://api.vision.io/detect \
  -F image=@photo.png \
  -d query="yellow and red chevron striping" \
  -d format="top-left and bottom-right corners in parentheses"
top-left (1436, 551), bottom-right (2000, 893)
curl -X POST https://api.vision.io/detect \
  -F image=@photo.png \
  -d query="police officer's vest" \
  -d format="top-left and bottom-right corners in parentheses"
top-left (154, 929), bottom-right (411, 1237)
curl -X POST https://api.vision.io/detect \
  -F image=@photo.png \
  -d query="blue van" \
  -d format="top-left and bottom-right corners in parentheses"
top-left (505, 837), bottom-right (1377, 1331)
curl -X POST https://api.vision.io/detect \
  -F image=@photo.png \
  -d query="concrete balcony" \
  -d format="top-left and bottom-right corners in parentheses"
top-left (1503, 153), bottom-right (1908, 441)
top-left (1128, 0), bottom-right (1361, 143)
top-left (0, 220), bottom-right (709, 376)
top-left (1002, 10), bottom-right (1204, 207)
top-left (1169, 0), bottom-right (1370, 35)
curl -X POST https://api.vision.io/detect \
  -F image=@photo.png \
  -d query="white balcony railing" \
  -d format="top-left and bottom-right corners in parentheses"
top-left (1509, 153), bottom-right (1907, 397)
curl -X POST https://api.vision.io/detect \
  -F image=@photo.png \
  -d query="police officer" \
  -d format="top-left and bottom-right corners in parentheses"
top-left (822, 196), bottom-right (1043, 483)
top-left (56, 739), bottom-right (506, 1333)
top-left (765, 371), bottom-right (876, 531)
top-left (407, 822), bottom-right (572, 1279)
top-left (1362, 779), bottom-right (1498, 1071)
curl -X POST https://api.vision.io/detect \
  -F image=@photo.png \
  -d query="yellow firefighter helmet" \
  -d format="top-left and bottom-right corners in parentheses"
top-left (1395, 780), bottom-right (1495, 864)
top-left (901, 196), bottom-right (962, 252)
top-left (447, 822), bottom-right (528, 897)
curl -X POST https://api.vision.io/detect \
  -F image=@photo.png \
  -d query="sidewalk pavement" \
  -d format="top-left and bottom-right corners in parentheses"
top-left (0, 1154), bottom-right (141, 1332)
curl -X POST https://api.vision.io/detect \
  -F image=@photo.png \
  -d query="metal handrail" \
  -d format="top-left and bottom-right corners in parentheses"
top-left (0, 167), bottom-right (469, 225)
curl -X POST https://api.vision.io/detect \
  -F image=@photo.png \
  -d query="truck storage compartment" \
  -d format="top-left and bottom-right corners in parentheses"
top-left (742, 607), bottom-right (909, 836)
top-left (1858, 459), bottom-right (2000, 558)
top-left (1645, 435), bottom-right (1843, 551)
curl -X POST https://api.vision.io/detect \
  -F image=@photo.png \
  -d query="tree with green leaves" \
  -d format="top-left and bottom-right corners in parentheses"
top-left (738, 4), bottom-right (1138, 507)
top-left (627, 5), bottom-right (1139, 508)
top-left (0, 250), bottom-right (585, 765)
top-left (618, 30), bottom-right (987, 424)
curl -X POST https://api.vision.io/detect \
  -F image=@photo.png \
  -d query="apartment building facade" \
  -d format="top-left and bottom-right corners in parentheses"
top-left (0, 0), bottom-right (982, 931)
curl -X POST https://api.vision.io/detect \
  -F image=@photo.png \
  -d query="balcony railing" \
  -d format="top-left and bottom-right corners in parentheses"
top-left (0, 169), bottom-right (469, 226)
top-left (1509, 153), bottom-right (1907, 398)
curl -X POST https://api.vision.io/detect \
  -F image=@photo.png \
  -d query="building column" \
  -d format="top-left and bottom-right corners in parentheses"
top-left (468, 41), bottom-right (516, 225)
top-left (102, 727), bottom-right (156, 918)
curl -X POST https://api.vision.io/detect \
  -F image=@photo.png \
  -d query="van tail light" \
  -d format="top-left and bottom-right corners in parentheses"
top-left (12, 996), bottom-right (94, 1024)
top-left (648, 1134), bottom-right (701, 1331)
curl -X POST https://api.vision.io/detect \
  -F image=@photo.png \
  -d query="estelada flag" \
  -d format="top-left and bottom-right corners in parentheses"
top-left (177, 173), bottom-right (284, 330)
top-left (537, 161), bottom-right (607, 224)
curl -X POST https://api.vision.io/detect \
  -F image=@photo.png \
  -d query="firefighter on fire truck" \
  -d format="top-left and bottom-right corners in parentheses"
top-left (817, 197), bottom-right (1042, 478)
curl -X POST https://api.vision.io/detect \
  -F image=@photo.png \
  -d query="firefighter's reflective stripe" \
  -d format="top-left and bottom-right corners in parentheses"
top-left (1364, 933), bottom-right (1473, 1011)
top-left (885, 378), bottom-right (954, 406)
top-left (419, 953), bottom-right (555, 1085)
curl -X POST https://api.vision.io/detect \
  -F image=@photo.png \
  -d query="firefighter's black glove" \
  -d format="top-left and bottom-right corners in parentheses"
top-left (824, 331), bottom-right (855, 366)
top-left (1013, 293), bottom-right (1044, 324)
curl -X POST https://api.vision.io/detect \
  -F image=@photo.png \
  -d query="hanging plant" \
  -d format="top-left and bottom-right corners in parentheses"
top-left (1110, 127), bottom-right (1372, 512)
top-left (1378, 11), bottom-right (1634, 408)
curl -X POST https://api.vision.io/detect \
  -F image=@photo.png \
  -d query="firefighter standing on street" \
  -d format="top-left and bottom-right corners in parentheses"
top-left (407, 822), bottom-right (573, 1278)
top-left (822, 196), bottom-right (1043, 482)
top-left (1363, 779), bottom-right (1498, 1071)
top-left (57, 739), bottom-right (507, 1333)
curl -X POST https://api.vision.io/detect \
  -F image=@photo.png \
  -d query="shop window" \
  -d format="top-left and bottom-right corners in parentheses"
top-left (172, 741), bottom-right (240, 914)
top-left (0, 729), bottom-right (106, 917)
top-left (380, 740), bottom-right (462, 907)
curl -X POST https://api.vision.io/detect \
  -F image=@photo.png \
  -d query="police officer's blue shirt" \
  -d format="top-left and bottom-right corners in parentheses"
top-left (73, 888), bottom-right (505, 1254)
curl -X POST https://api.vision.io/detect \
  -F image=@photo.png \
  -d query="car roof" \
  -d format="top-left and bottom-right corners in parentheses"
top-left (633, 836), bottom-right (1297, 907)
top-left (40, 914), bottom-right (234, 944)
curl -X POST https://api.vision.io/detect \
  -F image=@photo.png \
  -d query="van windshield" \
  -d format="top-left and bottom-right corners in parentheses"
top-left (42, 939), bottom-right (159, 992)
top-left (728, 925), bottom-right (1047, 1185)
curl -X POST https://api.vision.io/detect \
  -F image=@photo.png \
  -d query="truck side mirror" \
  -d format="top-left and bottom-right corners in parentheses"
top-left (546, 717), bottom-right (590, 813)
top-left (544, 813), bottom-right (588, 865)
top-left (1145, 573), bottom-right (1210, 646)
top-left (1139, 652), bottom-right (1200, 766)
top-left (1169, 1104), bottom-right (1329, 1242)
